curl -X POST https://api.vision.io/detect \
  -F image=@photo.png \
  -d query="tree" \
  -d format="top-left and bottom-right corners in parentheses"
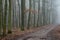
top-left (12, 0), bottom-right (14, 28)
top-left (17, 0), bottom-right (21, 28)
top-left (27, 0), bottom-right (31, 29)
top-left (47, 0), bottom-right (50, 24)
top-left (51, 0), bottom-right (53, 24)
top-left (33, 0), bottom-right (35, 27)
top-left (39, 0), bottom-right (43, 26)
top-left (0, 0), bottom-right (2, 36)
top-left (3, 0), bottom-right (7, 36)
top-left (37, 0), bottom-right (40, 27)
top-left (8, 0), bottom-right (12, 34)
top-left (42, 0), bottom-right (45, 25)
top-left (21, 0), bottom-right (25, 31)
top-left (46, 0), bottom-right (49, 25)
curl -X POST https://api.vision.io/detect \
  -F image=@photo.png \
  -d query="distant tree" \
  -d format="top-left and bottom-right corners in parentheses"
top-left (47, 0), bottom-right (50, 24)
top-left (37, 0), bottom-right (40, 27)
top-left (51, 0), bottom-right (53, 24)
top-left (12, 0), bottom-right (15, 28)
top-left (42, 0), bottom-right (45, 25)
top-left (17, 0), bottom-right (21, 28)
top-left (27, 0), bottom-right (31, 29)
top-left (33, 0), bottom-right (35, 27)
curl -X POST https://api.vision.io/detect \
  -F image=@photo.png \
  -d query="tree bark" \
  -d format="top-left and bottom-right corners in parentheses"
top-left (8, 0), bottom-right (12, 34)
top-left (37, 0), bottom-right (40, 27)
top-left (21, 0), bottom-right (25, 31)
top-left (27, 0), bottom-right (31, 29)
top-left (42, 0), bottom-right (45, 25)
top-left (33, 0), bottom-right (35, 27)
top-left (3, 0), bottom-right (7, 36)
top-left (0, 0), bottom-right (2, 36)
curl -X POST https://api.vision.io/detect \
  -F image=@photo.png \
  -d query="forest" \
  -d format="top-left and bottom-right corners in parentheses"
top-left (0, 0), bottom-right (58, 40)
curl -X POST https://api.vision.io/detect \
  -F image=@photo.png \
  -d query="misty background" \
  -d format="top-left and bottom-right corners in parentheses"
top-left (2, 0), bottom-right (60, 28)
top-left (12, 0), bottom-right (60, 26)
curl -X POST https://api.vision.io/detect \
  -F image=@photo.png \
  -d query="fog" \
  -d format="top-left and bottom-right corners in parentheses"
top-left (55, 0), bottom-right (60, 25)
top-left (4, 0), bottom-right (60, 27)
top-left (15, 0), bottom-right (60, 25)
top-left (12, 0), bottom-right (60, 25)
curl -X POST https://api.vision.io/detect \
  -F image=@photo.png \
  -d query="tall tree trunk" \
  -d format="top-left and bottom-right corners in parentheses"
top-left (15, 0), bottom-right (17, 28)
top-left (3, 0), bottom-right (7, 36)
top-left (17, 0), bottom-right (21, 28)
top-left (27, 0), bottom-right (31, 29)
top-left (46, 0), bottom-right (49, 25)
top-left (39, 0), bottom-right (43, 26)
top-left (21, 0), bottom-right (25, 31)
top-left (47, 0), bottom-right (50, 25)
top-left (0, 0), bottom-right (2, 36)
top-left (50, 0), bottom-right (54, 24)
top-left (33, 0), bottom-right (35, 27)
top-left (42, 0), bottom-right (45, 25)
top-left (37, 0), bottom-right (40, 27)
top-left (12, 0), bottom-right (15, 28)
top-left (8, 0), bottom-right (12, 34)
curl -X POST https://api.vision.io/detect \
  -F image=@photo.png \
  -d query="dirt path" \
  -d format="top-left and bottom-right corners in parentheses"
top-left (17, 25), bottom-right (58, 40)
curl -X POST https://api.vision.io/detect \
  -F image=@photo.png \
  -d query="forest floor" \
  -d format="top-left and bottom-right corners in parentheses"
top-left (17, 24), bottom-right (57, 40)
top-left (1, 24), bottom-right (60, 40)
top-left (0, 25), bottom-right (48, 40)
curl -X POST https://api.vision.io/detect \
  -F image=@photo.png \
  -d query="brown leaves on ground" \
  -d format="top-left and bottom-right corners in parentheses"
top-left (0, 26), bottom-right (41, 40)
top-left (0, 25), bottom-right (50, 40)
top-left (49, 25), bottom-right (60, 38)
